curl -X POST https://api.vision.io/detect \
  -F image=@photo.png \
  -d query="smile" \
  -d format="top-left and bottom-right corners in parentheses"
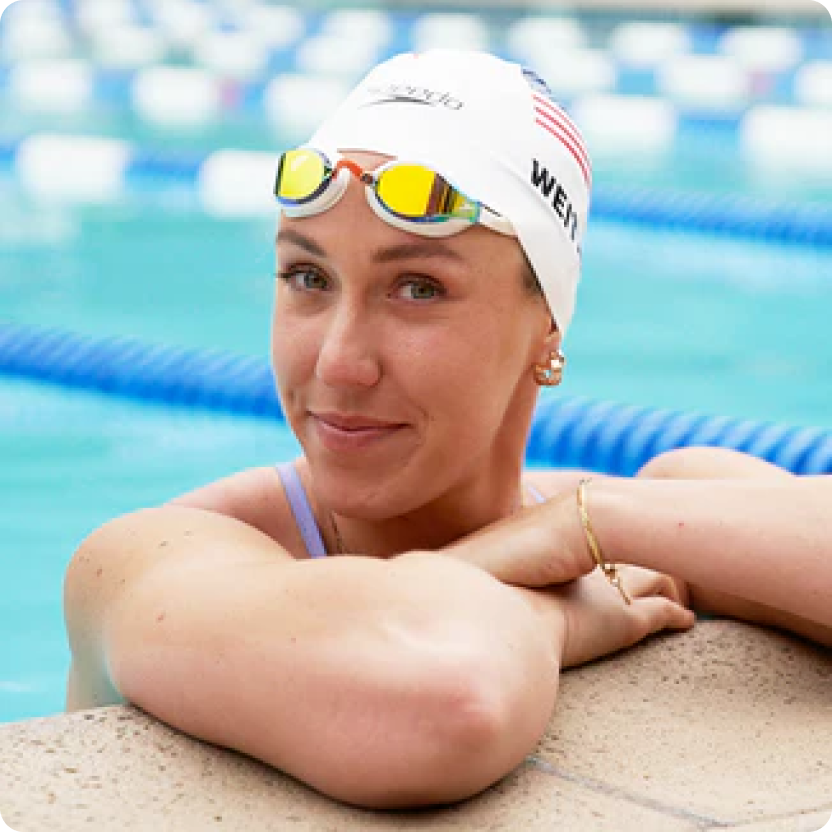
top-left (310, 412), bottom-right (406, 452)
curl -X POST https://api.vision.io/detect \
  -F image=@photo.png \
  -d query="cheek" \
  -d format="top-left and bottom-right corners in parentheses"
top-left (393, 328), bottom-right (472, 388)
top-left (420, 318), bottom-right (533, 426)
top-left (271, 311), bottom-right (317, 395)
top-left (399, 328), bottom-right (500, 421)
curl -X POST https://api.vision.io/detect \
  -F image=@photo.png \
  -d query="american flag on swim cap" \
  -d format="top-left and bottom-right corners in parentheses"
top-left (522, 68), bottom-right (592, 188)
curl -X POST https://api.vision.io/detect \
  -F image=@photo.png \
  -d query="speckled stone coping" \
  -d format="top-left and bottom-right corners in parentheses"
top-left (1, 621), bottom-right (831, 832)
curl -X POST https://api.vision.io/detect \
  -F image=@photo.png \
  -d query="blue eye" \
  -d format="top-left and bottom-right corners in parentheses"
top-left (277, 267), bottom-right (330, 292)
top-left (397, 278), bottom-right (443, 301)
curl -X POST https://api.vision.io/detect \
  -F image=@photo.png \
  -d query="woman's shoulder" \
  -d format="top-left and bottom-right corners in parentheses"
top-left (168, 459), bottom-right (312, 558)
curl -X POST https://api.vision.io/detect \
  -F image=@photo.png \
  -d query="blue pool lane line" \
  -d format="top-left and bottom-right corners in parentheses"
top-left (2, 58), bottom-right (831, 156)
top-left (3, 134), bottom-right (832, 247)
top-left (0, 58), bottom-right (824, 115)
top-left (0, 324), bottom-right (282, 420)
top-left (591, 186), bottom-right (832, 248)
top-left (1, 6), bottom-right (830, 108)
top-left (1, 322), bottom-right (829, 475)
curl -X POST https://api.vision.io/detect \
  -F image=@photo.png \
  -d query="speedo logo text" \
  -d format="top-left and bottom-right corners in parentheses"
top-left (531, 159), bottom-right (580, 246)
top-left (363, 84), bottom-right (464, 110)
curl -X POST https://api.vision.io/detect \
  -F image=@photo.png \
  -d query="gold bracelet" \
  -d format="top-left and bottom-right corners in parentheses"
top-left (576, 478), bottom-right (631, 605)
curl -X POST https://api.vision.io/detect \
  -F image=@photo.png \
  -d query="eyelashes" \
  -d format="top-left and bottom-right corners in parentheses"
top-left (276, 266), bottom-right (446, 303)
top-left (276, 266), bottom-right (331, 292)
top-left (394, 278), bottom-right (444, 301)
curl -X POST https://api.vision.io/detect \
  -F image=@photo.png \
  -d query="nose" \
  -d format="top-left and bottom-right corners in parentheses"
top-left (315, 303), bottom-right (381, 389)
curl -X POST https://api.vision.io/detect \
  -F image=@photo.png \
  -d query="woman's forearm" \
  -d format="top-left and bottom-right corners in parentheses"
top-left (72, 506), bottom-right (562, 807)
top-left (120, 554), bottom-right (561, 807)
top-left (585, 476), bottom-right (832, 629)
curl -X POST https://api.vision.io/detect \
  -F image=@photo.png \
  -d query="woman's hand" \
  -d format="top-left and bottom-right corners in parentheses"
top-left (439, 483), bottom-right (695, 666)
top-left (444, 491), bottom-right (594, 589)
top-left (514, 567), bottom-right (695, 669)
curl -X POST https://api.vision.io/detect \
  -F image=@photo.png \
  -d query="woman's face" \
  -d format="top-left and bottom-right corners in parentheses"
top-left (272, 152), bottom-right (553, 518)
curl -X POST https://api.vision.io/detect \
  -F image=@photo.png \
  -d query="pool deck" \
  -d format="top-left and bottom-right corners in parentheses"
top-left (1, 620), bottom-right (830, 832)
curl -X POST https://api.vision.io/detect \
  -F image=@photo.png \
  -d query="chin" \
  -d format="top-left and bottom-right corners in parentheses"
top-left (306, 455), bottom-right (413, 519)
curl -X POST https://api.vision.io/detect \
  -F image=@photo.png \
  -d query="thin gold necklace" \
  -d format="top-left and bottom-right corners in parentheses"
top-left (327, 485), bottom-right (529, 556)
top-left (329, 510), bottom-right (346, 555)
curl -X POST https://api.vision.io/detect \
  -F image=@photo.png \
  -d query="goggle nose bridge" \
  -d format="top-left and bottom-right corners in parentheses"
top-left (332, 158), bottom-right (376, 187)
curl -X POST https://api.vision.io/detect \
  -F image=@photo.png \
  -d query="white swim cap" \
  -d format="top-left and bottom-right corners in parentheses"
top-left (308, 49), bottom-right (592, 338)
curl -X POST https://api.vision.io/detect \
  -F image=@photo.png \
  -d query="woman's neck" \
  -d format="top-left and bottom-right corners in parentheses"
top-left (324, 466), bottom-right (529, 558)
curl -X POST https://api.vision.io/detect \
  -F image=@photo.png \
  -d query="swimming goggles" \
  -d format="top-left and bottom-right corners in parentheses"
top-left (274, 147), bottom-right (515, 238)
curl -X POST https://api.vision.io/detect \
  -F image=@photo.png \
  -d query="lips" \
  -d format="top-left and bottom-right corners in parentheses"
top-left (313, 412), bottom-right (402, 431)
top-left (309, 411), bottom-right (406, 451)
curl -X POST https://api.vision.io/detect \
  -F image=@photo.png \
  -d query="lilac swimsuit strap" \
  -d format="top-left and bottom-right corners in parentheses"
top-left (276, 462), bottom-right (328, 559)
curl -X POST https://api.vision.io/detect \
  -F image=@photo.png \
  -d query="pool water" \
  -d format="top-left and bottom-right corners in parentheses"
top-left (0, 377), bottom-right (301, 723)
top-left (3, 196), bottom-right (831, 723)
top-left (3, 191), bottom-right (831, 426)
top-left (2, 10), bottom-right (832, 724)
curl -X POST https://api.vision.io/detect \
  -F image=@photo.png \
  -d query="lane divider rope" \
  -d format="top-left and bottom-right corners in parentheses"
top-left (1, 136), bottom-right (831, 246)
top-left (2, 321), bottom-right (829, 474)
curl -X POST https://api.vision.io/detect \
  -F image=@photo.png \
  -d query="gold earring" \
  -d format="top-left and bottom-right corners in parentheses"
top-left (534, 350), bottom-right (566, 386)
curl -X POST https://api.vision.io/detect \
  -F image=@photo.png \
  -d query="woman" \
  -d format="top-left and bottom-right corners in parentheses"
top-left (62, 50), bottom-right (829, 811)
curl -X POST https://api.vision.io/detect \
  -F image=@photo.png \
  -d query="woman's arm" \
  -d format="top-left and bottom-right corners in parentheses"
top-left (588, 475), bottom-right (832, 625)
top-left (65, 505), bottom-right (562, 808)
top-left (447, 454), bottom-right (832, 645)
top-left (65, 503), bottom-right (692, 807)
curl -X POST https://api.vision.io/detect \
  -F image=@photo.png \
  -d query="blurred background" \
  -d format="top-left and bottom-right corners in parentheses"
top-left (1, 0), bottom-right (830, 723)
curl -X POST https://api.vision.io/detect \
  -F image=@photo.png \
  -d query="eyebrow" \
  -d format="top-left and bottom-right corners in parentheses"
top-left (276, 229), bottom-right (464, 265)
top-left (276, 229), bottom-right (326, 257)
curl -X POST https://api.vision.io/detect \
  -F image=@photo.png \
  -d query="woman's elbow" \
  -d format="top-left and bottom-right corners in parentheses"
top-left (323, 646), bottom-right (557, 809)
top-left (440, 663), bottom-right (555, 796)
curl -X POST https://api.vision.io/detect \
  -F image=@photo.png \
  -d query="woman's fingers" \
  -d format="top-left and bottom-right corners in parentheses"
top-left (631, 595), bottom-right (696, 638)
top-left (616, 565), bottom-right (691, 607)
top-left (555, 568), bottom-right (695, 669)
top-left (613, 566), bottom-right (696, 639)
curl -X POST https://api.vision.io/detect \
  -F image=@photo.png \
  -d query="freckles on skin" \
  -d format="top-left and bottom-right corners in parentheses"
top-left (271, 221), bottom-right (540, 402)
top-left (270, 168), bottom-right (550, 510)
top-left (270, 319), bottom-right (319, 437)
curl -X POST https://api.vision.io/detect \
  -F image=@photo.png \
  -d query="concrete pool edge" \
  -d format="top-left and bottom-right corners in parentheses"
top-left (1, 621), bottom-right (831, 832)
